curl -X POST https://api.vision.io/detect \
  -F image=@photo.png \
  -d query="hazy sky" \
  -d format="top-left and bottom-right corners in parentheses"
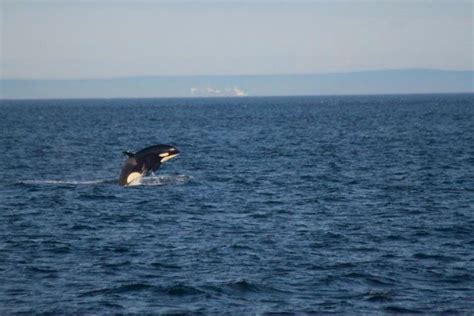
top-left (1, 0), bottom-right (473, 79)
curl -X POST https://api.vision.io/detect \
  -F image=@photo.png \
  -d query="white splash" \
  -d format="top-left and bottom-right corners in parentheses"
top-left (18, 175), bottom-right (192, 187)
top-left (19, 179), bottom-right (111, 185)
top-left (139, 175), bottom-right (193, 186)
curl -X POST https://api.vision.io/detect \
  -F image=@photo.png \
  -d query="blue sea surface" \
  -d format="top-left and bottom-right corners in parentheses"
top-left (0, 94), bottom-right (473, 313)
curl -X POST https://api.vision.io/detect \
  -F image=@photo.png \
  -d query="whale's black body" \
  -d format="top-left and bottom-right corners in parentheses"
top-left (119, 144), bottom-right (180, 186)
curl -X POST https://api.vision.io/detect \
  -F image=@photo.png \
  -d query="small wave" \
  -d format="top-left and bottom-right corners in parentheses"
top-left (364, 290), bottom-right (393, 302)
top-left (81, 283), bottom-right (204, 297)
top-left (165, 284), bottom-right (204, 296)
top-left (384, 305), bottom-right (422, 314)
top-left (344, 272), bottom-right (396, 286)
top-left (413, 252), bottom-right (458, 262)
top-left (81, 283), bottom-right (156, 297)
top-left (150, 261), bottom-right (182, 270)
top-left (228, 279), bottom-right (264, 292)
top-left (28, 266), bottom-right (59, 274)
top-left (205, 278), bottom-right (281, 295)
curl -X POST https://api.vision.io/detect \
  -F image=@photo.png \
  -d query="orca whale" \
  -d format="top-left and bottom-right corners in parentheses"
top-left (119, 144), bottom-right (180, 186)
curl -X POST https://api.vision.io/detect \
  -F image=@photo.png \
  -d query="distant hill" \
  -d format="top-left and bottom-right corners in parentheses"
top-left (1, 69), bottom-right (472, 99)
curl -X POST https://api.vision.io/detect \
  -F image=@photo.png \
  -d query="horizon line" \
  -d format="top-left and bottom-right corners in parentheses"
top-left (2, 92), bottom-right (473, 102)
top-left (2, 68), bottom-right (473, 82)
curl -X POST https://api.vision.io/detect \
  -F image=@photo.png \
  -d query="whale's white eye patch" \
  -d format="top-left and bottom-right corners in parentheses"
top-left (159, 152), bottom-right (170, 157)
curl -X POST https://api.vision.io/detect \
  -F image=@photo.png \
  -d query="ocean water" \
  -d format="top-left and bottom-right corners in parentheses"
top-left (0, 94), bottom-right (473, 314)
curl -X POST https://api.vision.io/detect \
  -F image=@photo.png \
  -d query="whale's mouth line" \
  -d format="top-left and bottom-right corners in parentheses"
top-left (160, 153), bottom-right (180, 163)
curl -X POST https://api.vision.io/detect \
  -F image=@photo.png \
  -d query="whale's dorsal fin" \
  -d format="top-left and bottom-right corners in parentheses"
top-left (123, 151), bottom-right (135, 158)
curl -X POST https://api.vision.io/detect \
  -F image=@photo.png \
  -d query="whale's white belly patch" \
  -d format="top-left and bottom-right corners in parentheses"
top-left (126, 172), bottom-right (143, 186)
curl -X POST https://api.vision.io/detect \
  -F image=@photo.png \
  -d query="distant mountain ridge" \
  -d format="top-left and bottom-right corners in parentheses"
top-left (1, 69), bottom-right (472, 99)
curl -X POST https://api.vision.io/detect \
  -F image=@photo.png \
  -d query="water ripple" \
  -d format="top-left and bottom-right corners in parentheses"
top-left (1, 95), bottom-right (473, 314)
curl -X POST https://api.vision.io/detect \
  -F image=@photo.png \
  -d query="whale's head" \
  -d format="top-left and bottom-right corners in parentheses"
top-left (154, 144), bottom-right (180, 163)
